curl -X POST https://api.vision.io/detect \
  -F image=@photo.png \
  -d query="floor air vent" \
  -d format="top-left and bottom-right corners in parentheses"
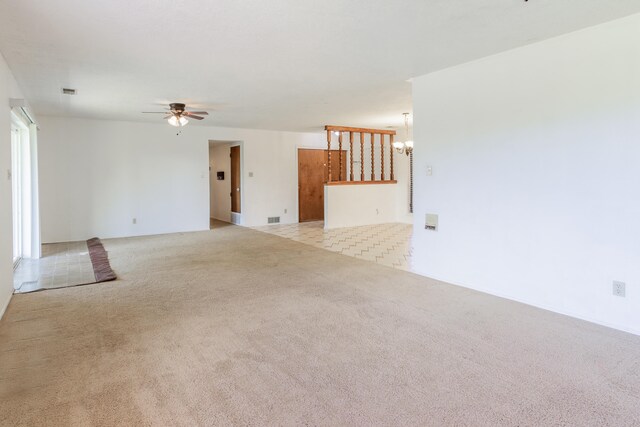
top-left (268, 216), bottom-right (280, 224)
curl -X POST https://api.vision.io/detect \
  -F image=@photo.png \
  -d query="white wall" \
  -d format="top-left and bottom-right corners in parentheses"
top-left (324, 183), bottom-right (398, 229)
top-left (394, 152), bottom-right (412, 224)
top-left (0, 53), bottom-right (25, 318)
top-left (209, 142), bottom-right (231, 222)
top-left (38, 117), bottom-right (333, 242)
top-left (412, 14), bottom-right (640, 335)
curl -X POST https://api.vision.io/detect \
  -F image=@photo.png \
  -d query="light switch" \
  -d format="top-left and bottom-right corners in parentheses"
top-left (248, 172), bottom-right (254, 177)
top-left (426, 165), bottom-right (433, 176)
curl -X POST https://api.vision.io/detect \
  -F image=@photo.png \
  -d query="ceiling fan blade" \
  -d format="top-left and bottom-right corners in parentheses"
top-left (185, 114), bottom-right (204, 120)
top-left (142, 111), bottom-right (168, 114)
top-left (185, 111), bottom-right (209, 115)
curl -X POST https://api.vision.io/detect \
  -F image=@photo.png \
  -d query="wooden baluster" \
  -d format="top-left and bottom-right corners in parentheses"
top-left (338, 132), bottom-right (343, 181)
top-left (349, 132), bottom-right (354, 181)
top-left (380, 133), bottom-right (385, 181)
top-left (370, 133), bottom-right (375, 181)
top-left (390, 134), bottom-right (395, 181)
top-left (326, 129), bottom-right (332, 182)
top-left (360, 133), bottom-right (365, 181)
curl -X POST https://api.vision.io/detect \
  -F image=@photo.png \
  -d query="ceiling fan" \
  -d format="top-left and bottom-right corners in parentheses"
top-left (142, 103), bottom-right (208, 127)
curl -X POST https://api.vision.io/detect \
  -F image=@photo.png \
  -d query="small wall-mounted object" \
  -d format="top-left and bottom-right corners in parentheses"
top-left (613, 281), bottom-right (626, 297)
top-left (217, 171), bottom-right (224, 180)
top-left (425, 213), bottom-right (438, 231)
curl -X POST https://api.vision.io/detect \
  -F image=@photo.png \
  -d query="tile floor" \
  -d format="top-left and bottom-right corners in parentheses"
top-left (253, 221), bottom-right (414, 271)
top-left (13, 242), bottom-right (96, 293)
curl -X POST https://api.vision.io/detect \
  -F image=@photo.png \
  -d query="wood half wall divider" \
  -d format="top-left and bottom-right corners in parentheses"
top-left (325, 125), bottom-right (397, 185)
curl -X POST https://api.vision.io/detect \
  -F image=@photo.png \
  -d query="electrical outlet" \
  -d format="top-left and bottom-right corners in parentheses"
top-left (284, 208), bottom-right (287, 214)
top-left (613, 281), bottom-right (626, 297)
top-left (132, 218), bottom-right (137, 225)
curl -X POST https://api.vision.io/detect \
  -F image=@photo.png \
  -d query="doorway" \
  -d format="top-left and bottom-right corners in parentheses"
top-left (231, 145), bottom-right (241, 215)
top-left (10, 111), bottom-right (40, 266)
top-left (209, 141), bottom-right (242, 228)
top-left (298, 149), bottom-right (346, 222)
top-left (11, 125), bottom-right (22, 265)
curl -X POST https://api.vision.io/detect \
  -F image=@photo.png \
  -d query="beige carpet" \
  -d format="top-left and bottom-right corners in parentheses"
top-left (1, 226), bottom-right (639, 426)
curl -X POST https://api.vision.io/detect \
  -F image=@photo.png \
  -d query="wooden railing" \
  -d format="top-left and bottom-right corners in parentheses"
top-left (324, 125), bottom-right (397, 185)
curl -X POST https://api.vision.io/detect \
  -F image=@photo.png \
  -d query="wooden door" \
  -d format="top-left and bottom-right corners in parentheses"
top-left (298, 149), bottom-right (346, 222)
top-left (298, 149), bottom-right (325, 222)
top-left (230, 146), bottom-right (241, 213)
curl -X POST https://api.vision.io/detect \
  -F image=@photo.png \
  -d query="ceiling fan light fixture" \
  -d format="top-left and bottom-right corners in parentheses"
top-left (168, 116), bottom-right (189, 127)
top-left (144, 102), bottom-right (206, 126)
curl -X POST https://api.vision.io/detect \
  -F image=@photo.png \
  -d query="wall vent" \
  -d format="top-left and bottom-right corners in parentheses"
top-left (62, 88), bottom-right (77, 95)
top-left (267, 216), bottom-right (280, 224)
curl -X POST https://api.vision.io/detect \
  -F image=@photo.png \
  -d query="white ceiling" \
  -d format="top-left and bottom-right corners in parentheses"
top-left (1, 0), bottom-right (639, 132)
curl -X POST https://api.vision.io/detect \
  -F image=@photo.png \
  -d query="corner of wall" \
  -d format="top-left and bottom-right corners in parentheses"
top-left (0, 288), bottom-right (12, 321)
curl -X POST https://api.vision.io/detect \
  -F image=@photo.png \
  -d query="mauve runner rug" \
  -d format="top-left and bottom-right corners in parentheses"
top-left (86, 237), bottom-right (117, 283)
